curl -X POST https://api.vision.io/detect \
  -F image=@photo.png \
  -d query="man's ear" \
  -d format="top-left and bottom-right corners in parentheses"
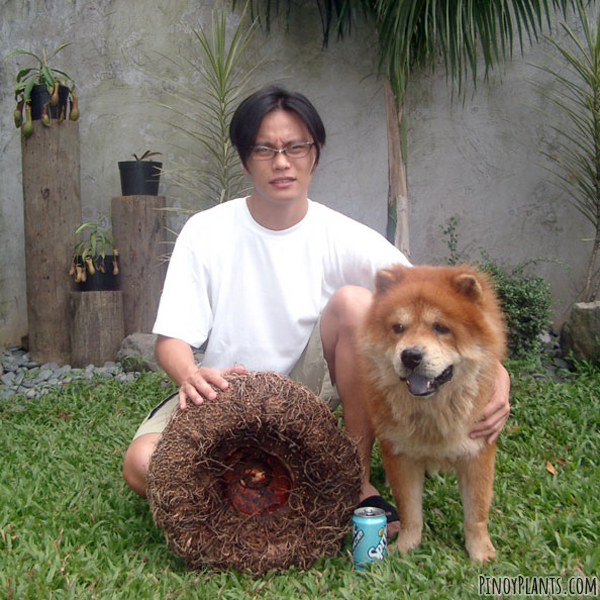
top-left (310, 145), bottom-right (321, 173)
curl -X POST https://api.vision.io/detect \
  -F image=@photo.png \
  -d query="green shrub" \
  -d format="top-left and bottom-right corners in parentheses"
top-left (478, 252), bottom-right (552, 359)
top-left (438, 217), bottom-right (553, 359)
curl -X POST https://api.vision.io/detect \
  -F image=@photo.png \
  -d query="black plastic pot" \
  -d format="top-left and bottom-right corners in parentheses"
top-left (118, 161), bottom-right (162, 196)
top-left (75, 255), bottom-right (120, 292)
top-left (30, 84), bottom-right (70, 121)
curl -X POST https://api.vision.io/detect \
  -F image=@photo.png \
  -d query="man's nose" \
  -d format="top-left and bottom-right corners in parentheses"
top-left (272, 151), bottom-right (291, 168)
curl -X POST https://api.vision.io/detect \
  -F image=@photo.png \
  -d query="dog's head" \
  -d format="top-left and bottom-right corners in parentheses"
top-left (362, 264), bottom-right (505, 398)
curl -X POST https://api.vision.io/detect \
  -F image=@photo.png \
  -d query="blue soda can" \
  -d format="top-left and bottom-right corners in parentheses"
top-left (352, 506), bottom-right (387, 568)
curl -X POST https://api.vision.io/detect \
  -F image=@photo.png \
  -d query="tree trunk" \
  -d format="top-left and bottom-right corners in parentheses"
top-left (21, 120), bottom-right (81, 364)
top-left (111, 195), bottom-right (167, 335)
top-left (585, 227), bottom-right (600, 301)
top-left (384, 80), bottom-right (410, 259)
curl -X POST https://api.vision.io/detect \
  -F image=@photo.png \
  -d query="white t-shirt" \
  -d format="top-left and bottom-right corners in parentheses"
top-left (153, 198), bottom-right (410, 374)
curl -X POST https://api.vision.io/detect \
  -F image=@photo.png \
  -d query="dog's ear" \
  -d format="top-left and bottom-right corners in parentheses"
top-left (374, 267), bottom-right (404, 295)
top-left (453, 273), bottom-right (483, 301)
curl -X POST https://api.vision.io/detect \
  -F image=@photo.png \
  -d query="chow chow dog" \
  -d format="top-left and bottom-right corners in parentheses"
top-left (358, 264), bottom-right (506, 562)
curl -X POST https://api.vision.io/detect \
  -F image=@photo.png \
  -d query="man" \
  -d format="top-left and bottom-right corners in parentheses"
top-left (122, 85), bottom-right (510, 532)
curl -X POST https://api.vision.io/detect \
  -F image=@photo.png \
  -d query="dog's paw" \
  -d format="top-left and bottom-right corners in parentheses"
top-left (395, 530), bottom-right (422, 554)
top-left (466, 537), bottom-right (496, 563)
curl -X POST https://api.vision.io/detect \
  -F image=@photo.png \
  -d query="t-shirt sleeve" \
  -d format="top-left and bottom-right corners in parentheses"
top-left (152, 222), bottom-right (213, 348)
top-left (323, 210), bottom-right (411, 292)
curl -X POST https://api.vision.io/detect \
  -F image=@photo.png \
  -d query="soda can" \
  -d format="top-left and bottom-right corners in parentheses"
top-left (352, 506), bottom-right (387, 569)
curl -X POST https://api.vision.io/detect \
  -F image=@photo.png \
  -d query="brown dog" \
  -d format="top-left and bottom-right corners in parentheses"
top-left (358, 264), bottom-right (506, 562)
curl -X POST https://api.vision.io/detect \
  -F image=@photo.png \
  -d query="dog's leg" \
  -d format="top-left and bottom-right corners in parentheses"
top-left (455, 443), bottom-right (497, 563)
top-left (381, 443), bottom-right (425, 553)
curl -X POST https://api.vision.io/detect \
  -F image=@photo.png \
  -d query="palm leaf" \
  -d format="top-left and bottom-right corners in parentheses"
top-left (533, 0), bottom-right (600, 298)
top-left (248, 0), bottom-right (570, 102)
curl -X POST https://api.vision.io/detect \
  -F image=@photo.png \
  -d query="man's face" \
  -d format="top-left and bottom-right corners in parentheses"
top-left (243, 109), bottom-right (317, 207)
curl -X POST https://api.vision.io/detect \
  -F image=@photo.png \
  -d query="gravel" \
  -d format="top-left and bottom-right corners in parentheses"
top-left (0, 344), bottom-right (141, 401)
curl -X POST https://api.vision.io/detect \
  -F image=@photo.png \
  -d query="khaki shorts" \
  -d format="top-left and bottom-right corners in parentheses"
top-left (131, 318), bottom-right (339, 441)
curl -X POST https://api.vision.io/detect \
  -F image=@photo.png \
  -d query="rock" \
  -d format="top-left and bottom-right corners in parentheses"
top-left (53, 365), bottom-right (72, 379)
top-left (538, 329), bottom-right (552, 345)
top-left (117, 333), bottom-right (161, 372)
top-left (35, 369), bottom-right (54, 383)
top-left (0, 388), bottom-right (14, 400)
top-left (560, 301), bottom-right (600, 363)
top-left (1, 372), bottom-right (15, 386)
top-left (2, 360), bottom-right (18, 373)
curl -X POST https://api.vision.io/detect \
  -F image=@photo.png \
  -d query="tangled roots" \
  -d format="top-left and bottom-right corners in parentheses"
top-left (147, 371), bottom-right (363, 575)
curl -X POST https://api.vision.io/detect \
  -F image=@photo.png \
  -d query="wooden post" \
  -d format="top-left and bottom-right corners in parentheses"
top-left (70, 291), bottom-right (124, 368)
top-left (21, 120), bottom-right (81, 364)
top-left (111, 196), bottom-right (167, 336)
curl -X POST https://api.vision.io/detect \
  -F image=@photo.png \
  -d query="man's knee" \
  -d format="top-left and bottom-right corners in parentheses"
top-left (322, 285), bottom-right (372, 333)
top-left (320, 286), bottom-right (372, 382)
top-left (122, 433), bottom-right (160, 497)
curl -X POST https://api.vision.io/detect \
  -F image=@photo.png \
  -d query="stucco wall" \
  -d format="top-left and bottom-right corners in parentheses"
top-left (0, 0), bottom-right (593, 345)
top-left (405, 30), bottom-right (593, 325)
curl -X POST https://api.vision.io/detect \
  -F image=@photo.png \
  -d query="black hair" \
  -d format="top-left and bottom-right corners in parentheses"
top-left (230, 85), bottom-right (326, 169)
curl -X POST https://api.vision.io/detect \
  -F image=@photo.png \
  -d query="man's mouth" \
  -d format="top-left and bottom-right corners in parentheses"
top-left (401, 365), bottom-right (454, 397)
top-left (270, 177), bottom-right (295, 188)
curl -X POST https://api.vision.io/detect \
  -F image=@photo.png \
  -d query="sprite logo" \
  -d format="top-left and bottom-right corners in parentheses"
top-left (367, 527), bottom-right (387, 561)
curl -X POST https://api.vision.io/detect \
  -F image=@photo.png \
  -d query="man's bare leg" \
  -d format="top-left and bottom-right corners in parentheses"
top-left (320, 285), bottom-right (399, 533)
top-left (122, 432), bottom-right (161, 497)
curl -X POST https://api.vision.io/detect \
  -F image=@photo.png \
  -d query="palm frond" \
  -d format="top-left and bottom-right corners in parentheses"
top-left (533, 0), bottom-right (600, 299)
top-left (375, 0), bottom-right (570, 100)
top-left (247, 0), bottom-right (569, 102)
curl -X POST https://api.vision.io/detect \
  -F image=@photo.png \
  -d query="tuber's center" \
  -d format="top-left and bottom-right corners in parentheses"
top-left (222, 446), bottom-right (292, 515)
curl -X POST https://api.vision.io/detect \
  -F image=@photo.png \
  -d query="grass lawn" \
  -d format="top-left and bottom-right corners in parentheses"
top-left (1, 359), bottom-right (599, 599)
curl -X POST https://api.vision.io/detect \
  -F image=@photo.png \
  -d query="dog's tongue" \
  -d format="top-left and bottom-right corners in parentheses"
top-left (406, 373), bottom-right (435, 397)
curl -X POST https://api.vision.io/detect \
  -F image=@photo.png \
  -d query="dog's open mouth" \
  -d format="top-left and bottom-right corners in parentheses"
top-left (401, 365), bottom-right (454, 397)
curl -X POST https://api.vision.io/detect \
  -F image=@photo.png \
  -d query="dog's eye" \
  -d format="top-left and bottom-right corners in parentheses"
top-left (433, 323), bottom-right (450, 335)
top-left (392, 323), bottom-right (404, 334)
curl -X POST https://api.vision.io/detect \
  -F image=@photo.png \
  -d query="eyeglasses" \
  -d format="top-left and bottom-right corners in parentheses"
top-left (250, 142), bottom-right (315, 161)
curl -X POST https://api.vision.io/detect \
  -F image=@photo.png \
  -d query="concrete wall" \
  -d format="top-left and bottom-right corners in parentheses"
top-left (405, 30), bottom-right (593, 325)
top-left (0, 0), bottom-right (593, 345)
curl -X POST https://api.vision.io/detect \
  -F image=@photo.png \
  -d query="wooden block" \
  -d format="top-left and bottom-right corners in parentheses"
top-left (111, 196), bottom-right (167, 335)
top-left (70, 291), bottom-right (124, 368)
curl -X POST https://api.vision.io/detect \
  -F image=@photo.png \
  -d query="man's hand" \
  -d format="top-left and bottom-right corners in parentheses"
top-left (469, 361), bottom-right (511, 444)
top-left (154, 335), bottom-right (247, 410)
top-left (178, 365), bottom-right (248, 410)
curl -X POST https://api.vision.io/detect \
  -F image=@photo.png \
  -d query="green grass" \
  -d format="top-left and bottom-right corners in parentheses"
top-left (1, 360), bottom-right (599, 599)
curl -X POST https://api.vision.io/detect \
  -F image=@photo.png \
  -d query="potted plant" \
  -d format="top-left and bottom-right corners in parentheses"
top-left (118, 151), bottom-right (162, 196)
top-left (69, 216), bottom-right (120, 291)
top-left (9, 43), bottom-right (79, 137)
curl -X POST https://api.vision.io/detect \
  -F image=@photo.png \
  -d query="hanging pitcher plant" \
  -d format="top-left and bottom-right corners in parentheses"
top-left (9, 43), bottom-right (79, 137)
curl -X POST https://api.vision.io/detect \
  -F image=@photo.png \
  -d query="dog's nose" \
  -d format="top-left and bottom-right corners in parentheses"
top-left (401, 348), bottom-right (423, 370)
